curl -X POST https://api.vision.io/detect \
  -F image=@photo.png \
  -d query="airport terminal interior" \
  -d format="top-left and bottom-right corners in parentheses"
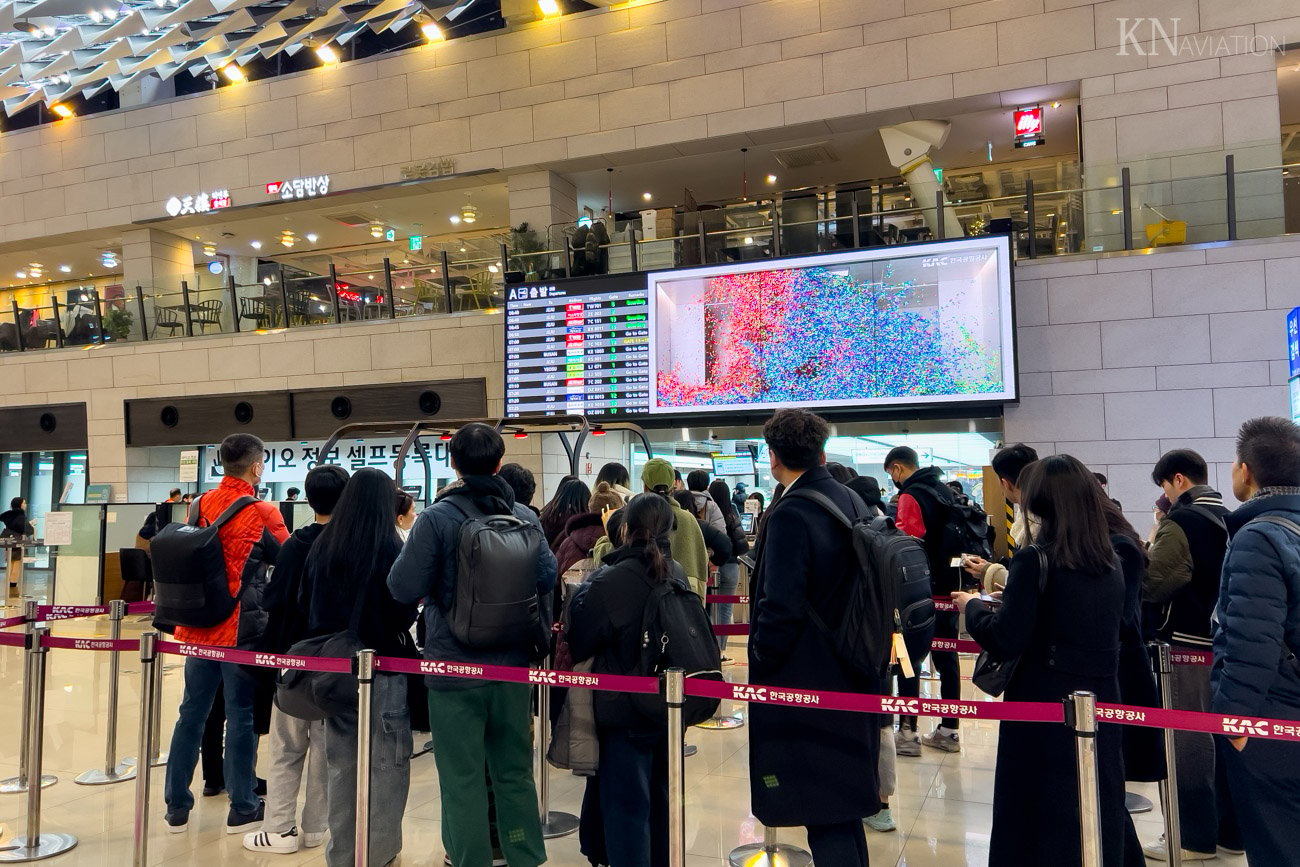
top-left (2, 0), bottom-right (1300, 863)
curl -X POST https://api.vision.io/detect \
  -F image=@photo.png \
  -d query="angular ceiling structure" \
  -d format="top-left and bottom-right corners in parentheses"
top-left (0, 0), bottom-right (458, 116)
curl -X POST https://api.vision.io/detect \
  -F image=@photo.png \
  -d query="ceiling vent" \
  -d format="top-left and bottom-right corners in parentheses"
top-left (327, 213), bottom-right (375, 227)
top-left (771, 142), bottom-right (839, 169)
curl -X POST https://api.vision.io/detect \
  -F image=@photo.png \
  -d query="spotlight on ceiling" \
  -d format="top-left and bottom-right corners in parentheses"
top-left (202, 242), bottom-right (217, 257)
top-left (220, 62), bottom-right (245, 82)
top-left (416, 13), bottom-right (444, 41)
top-left (459, 203), bottom-right (478, 224)
top-left (314, 42), bottom-right (339, 64)
top-left (59, 265), bottom-right (71, 273)
top-left (280, 230), bottom-right (295, 248)
top-left (538, 0), bottom-right (560, 16)
top-left (370, 221), bottom-right (385, 238)
top-left (250, 240), bottom-right (262, 249)
top-left (50, 103), bottom-right (74, 118)
top-left (305, 232), bottom-right (319, 243)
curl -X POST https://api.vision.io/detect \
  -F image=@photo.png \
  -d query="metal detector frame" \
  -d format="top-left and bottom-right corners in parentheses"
top-left (320, 416), bottom-right (656, 495)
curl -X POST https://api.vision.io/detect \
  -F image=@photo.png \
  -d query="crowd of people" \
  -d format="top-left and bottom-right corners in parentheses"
top-left (146, 409), bottom-right (1300, 867)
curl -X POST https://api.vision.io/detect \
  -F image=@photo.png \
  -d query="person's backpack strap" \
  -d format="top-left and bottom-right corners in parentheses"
top-left (779, 488), bottom-right (866, 639)
top-left (190, 495), bottom-right (258, 530)
top-left (1034, 545), bottom-right (1049, 593)
top-left (1184, 503), bottom-right (1229, 536)
top-left (1233, 515), bottom-right (1300, 677)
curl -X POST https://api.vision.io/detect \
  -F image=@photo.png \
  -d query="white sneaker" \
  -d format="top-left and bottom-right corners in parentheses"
top-left (895, 728), bottom-right (921, 757)
top-left (244, 827), bottom-right (301, 854)
top-left (922, 727), bottom-right (961, 753)
top-left (1142, 836), bottom-right (1216, 861)
top-left (304, 831), bottom-right (326, 849)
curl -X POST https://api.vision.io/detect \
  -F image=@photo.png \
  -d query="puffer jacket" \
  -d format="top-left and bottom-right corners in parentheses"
top-left (387, 474), bottom-right (557, 690)
top-left (1211, 492), bottom-right (1300, 720)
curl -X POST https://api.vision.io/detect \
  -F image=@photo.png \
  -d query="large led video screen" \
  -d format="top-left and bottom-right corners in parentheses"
top-left (503, 236), bottom-right (1016, 419)
top-left (647, 236), bottom-right (1016, 414)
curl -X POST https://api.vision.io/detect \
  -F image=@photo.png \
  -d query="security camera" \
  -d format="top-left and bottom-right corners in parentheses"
top-left (880, 121), bottom-right (952, 169)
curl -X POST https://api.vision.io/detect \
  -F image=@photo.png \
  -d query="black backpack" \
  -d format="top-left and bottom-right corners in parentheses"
top-left (629, 569), bottom-right (723, 727)
top-left (151, 495), bottom-right (258, 629)
top-left (446, 498), bottom-right (547, 653)
top-left (784, 489), bottom-right (936, 678)
top-left (943, 499), bottom-right (994, 561)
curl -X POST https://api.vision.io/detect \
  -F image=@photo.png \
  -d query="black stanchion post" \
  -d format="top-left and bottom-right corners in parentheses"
top-left (0, 627), bottom-right (77, 861)
top-left (10, 300), bottom-right (25, 353)
top-left (1067, 691), bottom-right (1103, 867)
top-left (1026, 179), bottom-right (1038, 259)
top-left (1121, 168), bottom-right (1134, 251)
top-left (134, 287), bottom-right (148, 341)
top-left (535, 659), bottom-right (578, 838)
top-left (180, 280), bottom-right (194, 337)
top-left (935, 190), bottom-right (946, 240)
top-left (329, 264), bottom-right (342, 324)
top-left (133, 633), bottom-right (158, 867)
top-left (76, 600), bottom-right (136, 785)
top-left (355, 649), bottom-right (375, 867)
top-left (1151, 643), bottom-right (1183, 867)
top-left (0, 602), bottom-right (55, 794)
top-left (440, 250), bottom-right (454, 314)
top-left (1226, 154), bottom-right (1237, 242)
top-left (665, 668), bottom-right (685, 867)
top-left (383, 258), bottom-right (396, 320)
top-left (49, 298), bottom-right (64, 349)
top-left (227, 277), bottom-right (240, 334)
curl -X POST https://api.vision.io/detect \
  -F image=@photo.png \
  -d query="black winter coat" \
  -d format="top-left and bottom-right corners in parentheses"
top-left (1114, 533), bottom-right (1165, 783)
top-left (747, 466), bottom-right (881, 827)
top-left (966, 547), bottom-right (1143, 867)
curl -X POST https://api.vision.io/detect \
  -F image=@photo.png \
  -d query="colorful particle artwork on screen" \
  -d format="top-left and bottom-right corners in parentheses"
top-left (654, 250), bottom-right (1007, 411)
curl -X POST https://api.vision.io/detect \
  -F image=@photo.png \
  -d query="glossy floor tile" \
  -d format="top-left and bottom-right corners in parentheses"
top-left (0, 610), bottom-right (1250, 865)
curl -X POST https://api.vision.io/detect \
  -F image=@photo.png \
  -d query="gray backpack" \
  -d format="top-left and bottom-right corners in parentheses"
top-left (446, 499), bottom-right (546, 652)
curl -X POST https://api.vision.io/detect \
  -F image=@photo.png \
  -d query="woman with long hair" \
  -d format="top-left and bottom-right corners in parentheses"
top-left (568, 493), bottom-right (682, 867)
top-left (707, 479), bottom-right (750, 658)
top-left (301, 468), bottom-right (418, 867)
top-left (595, 462), bottom-right (635, 503)
top-left (953, 455), bottom-right (1141, 866)
top-left (540, 477), bottom-right (593, 549)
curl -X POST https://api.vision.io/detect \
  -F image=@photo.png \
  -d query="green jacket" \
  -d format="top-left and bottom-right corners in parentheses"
top-left (590, 500), bottom-right (709, 600)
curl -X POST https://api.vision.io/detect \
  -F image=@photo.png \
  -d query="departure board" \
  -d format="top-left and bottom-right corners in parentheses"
top-left (504, 274), bottom-right (651, 417)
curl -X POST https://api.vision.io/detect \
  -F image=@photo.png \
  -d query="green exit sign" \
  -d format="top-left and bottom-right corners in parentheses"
top-left (409, 235), bottom-right (423, 252)
top-left (384, 228), bottom-right (396, 242)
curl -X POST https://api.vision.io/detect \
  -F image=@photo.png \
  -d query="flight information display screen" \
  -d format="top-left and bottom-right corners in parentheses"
top-left (504, 274), bottom-right (651, 417)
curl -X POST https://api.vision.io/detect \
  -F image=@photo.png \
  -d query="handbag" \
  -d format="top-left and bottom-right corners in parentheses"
top-left (971, 546), bottom-right (1048, 698)
top-left (275, 591), bottom-right (367, 721)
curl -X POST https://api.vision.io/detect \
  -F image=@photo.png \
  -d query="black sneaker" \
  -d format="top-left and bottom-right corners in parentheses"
top-left (226, 800), bottom-right (265, 835)
top-left (202, 783), bottom-right (224, 797)
top-left (165, 809), bottom-right (189, 834)
top-left (254, 777), bottom-right (267, 796)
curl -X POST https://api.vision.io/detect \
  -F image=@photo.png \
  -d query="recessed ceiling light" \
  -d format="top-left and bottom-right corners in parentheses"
top-left (642, 192), bottom-right (652, 201)
top-left (449, 215), bottom-right (461, 225)
top-left (766, 174), bottom-right (778, 184)
top-left (250, 240), bottom-right (262, 249)
top-left (15, 271), bottom-right (26, 279)
top-left (59, 265), bottom-right (71, 273)
top-left (305, 232), bottom-right (318, 243)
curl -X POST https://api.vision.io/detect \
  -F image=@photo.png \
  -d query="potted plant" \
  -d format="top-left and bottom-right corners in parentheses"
top-left (104, 306), bottom-right (134, 341)
top-left (509, 222), bottom-right (548, 280)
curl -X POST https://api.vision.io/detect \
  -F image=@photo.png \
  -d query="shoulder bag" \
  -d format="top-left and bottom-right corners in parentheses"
top-left (971, 546), bottom-right (1048, 697)
top-left (275, 590), bottom-right (367, 721)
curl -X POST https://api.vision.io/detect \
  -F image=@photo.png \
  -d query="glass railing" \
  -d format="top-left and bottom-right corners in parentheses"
top-left (1, 157), bottom-right (1296, 356)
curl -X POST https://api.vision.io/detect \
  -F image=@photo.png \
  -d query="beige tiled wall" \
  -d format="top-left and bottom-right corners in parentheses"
top-left (1, 0), bottom-right (1297, 247)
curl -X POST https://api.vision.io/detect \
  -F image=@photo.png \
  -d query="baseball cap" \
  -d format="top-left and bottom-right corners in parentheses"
top-left (641, 457), bottom-right (676, 491)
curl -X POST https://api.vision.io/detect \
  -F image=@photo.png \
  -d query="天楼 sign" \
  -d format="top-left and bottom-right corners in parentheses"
top-left (164, 190), bottom-right (232, 216)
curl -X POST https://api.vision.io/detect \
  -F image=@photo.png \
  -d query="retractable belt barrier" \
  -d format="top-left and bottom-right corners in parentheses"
top-left (0, 621), bottom-right (1295, 867)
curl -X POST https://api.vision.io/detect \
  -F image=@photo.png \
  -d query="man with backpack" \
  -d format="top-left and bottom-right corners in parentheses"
top-left (244, 463), bottom-right (348, 855)
top-left (158, 433), bottom-right (288, 834)
top-left (1212, 417), bottom-right (1300, 866)
top-left (885, 446), bottom-right (974, 755)
top-left (388, 423), bottom-right (556, 867)
top-left (749, 409), bottom-right (879, 865)
top-left (1142, 449), bottom-right (1232, 862)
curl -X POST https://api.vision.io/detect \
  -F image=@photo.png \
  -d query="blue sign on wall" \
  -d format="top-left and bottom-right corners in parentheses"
top-left (1289, 307), bottom-right (1300, 379)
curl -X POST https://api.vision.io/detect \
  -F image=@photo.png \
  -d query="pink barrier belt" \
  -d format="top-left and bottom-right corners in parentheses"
top-left (156, 640), bottom-right (353, 674)
top-left (36, 604), bottom-right (111, 621)
top-left (42, 636), bottom-right (142, 652)
top-left (0, 614), bottom-right (27, 629)
top-left (0, 631), bottom-right (26, 647)
top-left (127, 602), bottom-right (156, 615)
top-left (372, 655), bottom-right (660, 694)
top-left (705, 595), bottom-right (751, 604)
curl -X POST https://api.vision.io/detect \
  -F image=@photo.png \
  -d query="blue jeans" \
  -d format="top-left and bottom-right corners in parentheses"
top-left (595, 728), bottom-right (668, 867)
top-left (715, 562), bottom-right (740, 652)
top-left (164, 658), bottom-right (258, 814)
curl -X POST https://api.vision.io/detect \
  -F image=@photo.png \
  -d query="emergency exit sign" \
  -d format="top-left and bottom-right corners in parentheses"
top-left (409, 235), bottom-right (423, 252)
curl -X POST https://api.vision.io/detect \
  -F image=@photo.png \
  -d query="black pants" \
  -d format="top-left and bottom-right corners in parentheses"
top-left (894, 619), bottom-right (935, 732)
top-left (807, 820), bottom-right (869, 866)
top-left (897, 611), bottom-right (960, 730)
top-left (1219, 735), bottom-right (1300, 866)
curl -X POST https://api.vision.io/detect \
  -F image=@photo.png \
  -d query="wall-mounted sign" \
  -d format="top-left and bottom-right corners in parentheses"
top-left (1288, 307), bottom-right (1300, 379)
top-left (179, 449), bottom-right (200, 483)
top-left (164, 189), bottom-right (232, 216)
top-left (409, 235), bottom-right (424, 252)
top-left (1013, 106), bottom-right (1044, 149)
top-left (202, 438), bottom-right (451, 484)
top-left (400, 157), bottom-right (457, 180)
top-left (266, 176), bottom-right (332, 200)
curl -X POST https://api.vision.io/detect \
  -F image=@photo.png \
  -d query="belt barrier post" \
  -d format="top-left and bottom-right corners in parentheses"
top-left (728, 826), bottom-right (813, 867)
top-left (0, 627), bottom-right (77, 861)
top-left (535, 659), bottom-right (578, 838)
top-left (1068, 691), bottom-right (1103, 867)
top-left (665, 668), bottom-right (685, 867)
top-left (148, 648), bottom-right (167, 767)
top-left (76, 600), bottom-right (136, 785)
top-left (697, 607), bottom-right (743, 731)
top-left (1151, 643), bottom-right (1183, 867)
top-left (0, 602), bottom-right (56, 794)
top-left (355, 649), bottom-right (375, 867)
top-left (132, 633), bottom-right (158, 867)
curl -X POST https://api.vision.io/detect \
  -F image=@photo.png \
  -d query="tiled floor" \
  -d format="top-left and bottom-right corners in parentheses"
top-left (0, 610), bottom-right (1248, 866)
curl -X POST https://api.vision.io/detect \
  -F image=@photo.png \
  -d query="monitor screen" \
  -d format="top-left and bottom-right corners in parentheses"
top-left (712, 453), bottom-right (756, 476)
top-left (739, 512), bottom-right (755, 534)
top-left (504, 274), bottom-right (650, 417)
top-left (503, 237), bottom-right (1016, 420)
top-left (647, 236), bottom-right (1016, 415)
